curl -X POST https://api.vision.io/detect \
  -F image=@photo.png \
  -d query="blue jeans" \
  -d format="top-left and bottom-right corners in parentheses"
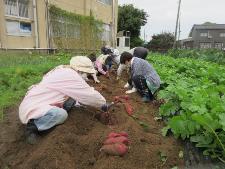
top-left (34, 107), bottom-right (68, 131)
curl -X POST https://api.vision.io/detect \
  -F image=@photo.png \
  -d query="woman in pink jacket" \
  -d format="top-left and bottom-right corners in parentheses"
top-left (19, 62), bottom-right (109, 144)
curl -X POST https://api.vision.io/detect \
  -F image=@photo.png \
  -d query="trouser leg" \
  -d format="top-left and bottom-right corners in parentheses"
top-left (132, 75), bottom-right (154, 100)
top-left (34, 107), bottom-right (68, 131)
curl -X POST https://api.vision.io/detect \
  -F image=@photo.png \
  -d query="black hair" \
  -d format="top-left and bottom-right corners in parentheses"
top-left (101, 46), bottom-right (113, 55)
top-left (105, 48), bottom-right (113, 54)
top-left (88, 53), bottom-right (96, 62)
top-left (120, 52), bottom-right (133, 64)
top-left (101, 46), bottom-right (108, 55)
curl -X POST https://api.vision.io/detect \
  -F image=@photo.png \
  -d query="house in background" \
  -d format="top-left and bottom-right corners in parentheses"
top-left (181, 23), bottom-right (225, 50)
top-left (0, 0), bottom-right (118, 50)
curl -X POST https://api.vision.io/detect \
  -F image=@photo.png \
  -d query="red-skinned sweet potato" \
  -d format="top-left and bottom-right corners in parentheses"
top-left (104, 136), bottom-right (129, 145)
top-left (107, 132), bottom-right (128, 138)
top-left (101, 143), bottom-right (128, 156)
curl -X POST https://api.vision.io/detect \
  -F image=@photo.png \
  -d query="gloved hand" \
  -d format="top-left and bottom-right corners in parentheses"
top-left (92, 73), bottom-right (100, 83)
top-left (124, 82), bottom-right (130, 88)
top-left (95, 79), bottom-right (100, 83)
top-left (125, 87), bottom-right (137, 94)
top-left (101, 103), bottom-right (114, 112)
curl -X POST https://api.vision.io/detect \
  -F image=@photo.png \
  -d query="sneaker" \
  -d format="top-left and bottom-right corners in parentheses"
top-left (25, 119), bottom-right (38, 145)
top-left (26, 132), bottom-right (38, 145)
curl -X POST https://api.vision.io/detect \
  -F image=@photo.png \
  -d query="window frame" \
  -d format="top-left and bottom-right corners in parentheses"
top-left (220, 33), bottom-right (225, 37)
top-left (200, 32), bottom-right (208, 37)
top-left (199, 42), bottom-right (212, 49)
top-left (97, 0), bottom-right (112, 6)
top-left (4, 0), bottom-right (32, 19)
top-left (215, 42), bottom-right (223, 49)
top-left (6, 20), bottom-right (32, 36)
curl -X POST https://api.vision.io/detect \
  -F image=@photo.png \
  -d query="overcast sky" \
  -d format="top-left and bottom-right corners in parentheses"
top-left (118, 0), bottom-right (225, 41)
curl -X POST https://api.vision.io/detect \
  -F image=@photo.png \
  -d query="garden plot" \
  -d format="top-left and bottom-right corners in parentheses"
top-left (0, 74), bottom-right (183, 169)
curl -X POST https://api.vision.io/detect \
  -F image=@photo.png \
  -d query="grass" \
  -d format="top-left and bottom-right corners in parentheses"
top-left (0, 51), bottom-right (71, 120)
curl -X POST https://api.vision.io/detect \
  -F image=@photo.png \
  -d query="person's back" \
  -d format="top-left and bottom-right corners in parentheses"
top-left (131, 57), bottom-right (160, 88)
top-left (19, 66), bottom-right (105, 124)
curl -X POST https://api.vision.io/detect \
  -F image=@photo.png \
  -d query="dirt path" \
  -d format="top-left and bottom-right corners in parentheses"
top-left (0, 73), bottom-right (184, 169)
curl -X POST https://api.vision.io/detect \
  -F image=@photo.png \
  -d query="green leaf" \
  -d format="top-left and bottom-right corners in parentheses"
top-left (159, 151), bottom-right (167, 162)
top-left (178, 151), bottom-right (184, 159)
top-left (171, 167), bottom-right (178, 169)
top-left (161, 126), bottom-right (170, 137)
top-left (190, 134), bottom-right (214, 148)
top-left (192, 113), bottom-right (221, 132)
top-left (168, 116), bottom-right (187, 139)
top-left (159, 101), bottom-right (179, 117)
top-left (219, 114), bottom-right (225, 131)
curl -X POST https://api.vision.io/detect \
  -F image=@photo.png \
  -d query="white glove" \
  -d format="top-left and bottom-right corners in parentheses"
top-left (124, 82), bottom-right (130, 88)
top-left (95, 79), bottom-right (100, 83)
top-left (92, 73), bottom-right (100, 83)
top-left (125, 87), bottom-right (137, 94)
top-left (75, 101), bottom-right (81, 107)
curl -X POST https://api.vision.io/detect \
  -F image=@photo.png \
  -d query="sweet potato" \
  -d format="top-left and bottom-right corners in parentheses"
top-left (104, 136), bottom-right (129, 145)
top-left (101, 143), bottom-right (128, 156)
top-left (124, 102), bottom-right (133, 115)
top-left (107, 132), bottom-right (128, 138)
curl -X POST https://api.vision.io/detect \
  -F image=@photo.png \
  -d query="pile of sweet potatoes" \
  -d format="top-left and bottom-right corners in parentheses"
top-left (100, 132), bottom-right (129, 156)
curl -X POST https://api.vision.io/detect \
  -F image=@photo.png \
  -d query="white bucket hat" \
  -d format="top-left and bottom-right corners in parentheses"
top-left (70, 56), bottom-right (96, 74)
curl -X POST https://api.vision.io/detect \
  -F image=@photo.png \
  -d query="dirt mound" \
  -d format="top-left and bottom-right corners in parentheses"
top-left (0, 73), bottom-right (184, 169)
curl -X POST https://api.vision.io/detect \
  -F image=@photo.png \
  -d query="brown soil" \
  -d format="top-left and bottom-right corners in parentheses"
top-left (0, 72), bottom-right (184, 169)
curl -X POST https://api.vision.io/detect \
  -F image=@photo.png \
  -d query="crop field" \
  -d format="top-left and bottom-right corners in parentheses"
top-left (0, 50), bottom-right (225, 169)
top-left (149, 53), bottom-right (225, 162)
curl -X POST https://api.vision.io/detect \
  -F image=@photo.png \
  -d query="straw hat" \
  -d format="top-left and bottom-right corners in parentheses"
top-left (70, 56), bottom-right (96, 74)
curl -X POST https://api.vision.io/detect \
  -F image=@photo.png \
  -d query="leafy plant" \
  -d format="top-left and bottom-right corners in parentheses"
top-left (148, 53), bottom-right (225, 162)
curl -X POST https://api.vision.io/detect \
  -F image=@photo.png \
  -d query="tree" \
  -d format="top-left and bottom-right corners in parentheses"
top-left (147, 32), bottom-right (175, 52)
top-left (118, 4), bottom-right (148, 48)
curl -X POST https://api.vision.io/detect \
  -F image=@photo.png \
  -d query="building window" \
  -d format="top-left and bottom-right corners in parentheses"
top-left (125, 38), bottom-right (130, 47)
top-left (50, 18), bottom-right (80, 39)
top-left (220, 33), bottom-right (225, 37)
top-left (199, 42), bottom-right (211, 49)
top-left (101, 24), bottom-right (111, 41)
top-left (98, 0), bottom-right (112, 5)
top-left (6, 20), bottom-right (32, 36)
top-left (117, 38), bottom-right (120, 47)
top-left (4, 0), bottom-right (32, 19)
top-left (215, 43), bottom-right (223, 49)
top-left (200, 32), bottom-right (208, 37)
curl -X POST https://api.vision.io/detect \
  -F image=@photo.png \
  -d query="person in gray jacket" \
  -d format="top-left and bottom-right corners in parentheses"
top-left (120, 52), bottom-right (161, 102)
top-left (117, 47), bottom-right (149, 79)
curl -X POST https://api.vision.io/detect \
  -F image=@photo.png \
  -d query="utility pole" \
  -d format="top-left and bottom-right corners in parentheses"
top-left (144, 29), bottom-right (146, 42)
top-left (173, 0), bottom-right (181, 49)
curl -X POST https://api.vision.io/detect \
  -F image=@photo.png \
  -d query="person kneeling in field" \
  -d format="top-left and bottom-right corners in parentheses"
top-left (117, 47), bottom-right (149, 80)
top-left (120, 52), bottom-right (161, 102)
top-left (19, 63), bottom-right (110, 145)
top-left (94, 54), bottom-right (112, 77)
